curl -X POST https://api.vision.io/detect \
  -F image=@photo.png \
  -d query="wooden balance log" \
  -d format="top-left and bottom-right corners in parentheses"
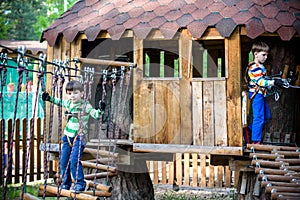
top-left (280, 166), bottom-right (300, 172)
top-left (258, 174), bottom-right (300, 182)
top-left (275, 158), bottom-right (300, 165)
top-left (265, 185), bottom-right (300, 193)
top-left (261, 181), bottom-right (300, 188)
top-left (255, 167), bottom-right (288, 175)
top-left (271, 151), bottom-right (300, 158)
top-left (38, 185), bottom-right (111, 199)
top-left (271, 192), bottom-right (300, 200)
top-left (247, 144), bottom-right (300, 152)
top-left (85, 180), bottom-right (113, 192)
top-left (250, 153), bottom-right (284, 160)
top-left (252, 160), bottom-right (289, 168)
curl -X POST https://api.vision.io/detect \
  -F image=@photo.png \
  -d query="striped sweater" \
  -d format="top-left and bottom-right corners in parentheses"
top-left (248, 62), bottom-right (275, 96)
top-left (50, 97), bottom-right (102, 138)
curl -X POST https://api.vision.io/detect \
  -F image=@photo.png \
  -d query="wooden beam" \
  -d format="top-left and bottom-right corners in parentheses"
top-left (247, 144), bottom-right (300, 151)
top-left (250, 153), bottom-right (284, 160)
top-left (133, 143), bottom-right (242, 155)
top-left (258, 174), bottom-right (300, 182)
top-left (275, 158), bottom-right (300, 165)
top-left (255, 167), bottom-right (287, 175)
top-left (78, 57), bottom-right (135, 67)
top-left (39, 185), bottom-right (100, 200)
top-left (251, 160), bottom-right (289, 168)
top-left (261, 181), bottom-right (300, 188)
top-left (266, 186), bottom-right (300, 193)
top-left (81, 161), bottom-right (116, 172)
top-left (84, 172), bottom-right (116, 180)
top-left (84, 180), bottom-right (112, 192)
top-left (83, 148), bottom-right (118, 158)
top-left (179, 29), bottom-right (193, 144)
top-left (225, 27), bottom-right (242, 147)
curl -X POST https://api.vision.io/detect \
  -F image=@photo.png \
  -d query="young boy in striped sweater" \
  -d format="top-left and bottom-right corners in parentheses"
top-left (42, 80), bottom-right (105, 193)
top-left (247, 42), bottom-right (283, 144)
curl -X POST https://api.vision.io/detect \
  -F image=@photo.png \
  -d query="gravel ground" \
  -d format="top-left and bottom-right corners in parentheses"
top-left (154, 184), bottom-right (234, 200)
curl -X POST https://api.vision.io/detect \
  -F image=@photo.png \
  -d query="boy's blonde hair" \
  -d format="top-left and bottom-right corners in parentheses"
top-left (251, 41), bottom-right (269, 54)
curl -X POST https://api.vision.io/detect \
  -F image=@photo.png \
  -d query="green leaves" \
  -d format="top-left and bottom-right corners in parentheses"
top-left (0, 0), bottom-right (77, 40)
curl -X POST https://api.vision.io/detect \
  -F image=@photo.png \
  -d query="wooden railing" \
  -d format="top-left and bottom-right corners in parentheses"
top-left (147, 153), bottom-right (233, 188)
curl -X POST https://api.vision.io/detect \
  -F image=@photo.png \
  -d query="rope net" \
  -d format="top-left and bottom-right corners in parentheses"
top-left (0, 45), bottom-right (133, 199)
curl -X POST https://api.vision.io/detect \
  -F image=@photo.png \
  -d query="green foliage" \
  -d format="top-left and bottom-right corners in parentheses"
top-left (0, 0), bottom-right (77, 40)
top-left (0, 185), bottom-right (38, 199)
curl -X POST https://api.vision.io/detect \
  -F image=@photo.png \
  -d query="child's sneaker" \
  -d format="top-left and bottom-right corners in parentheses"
top-left (252, 141), bottom-right (261, 145)
top-left (70, 185), bottom-right (85, 193)
top-left (61, 185), bottom-right (70, 190)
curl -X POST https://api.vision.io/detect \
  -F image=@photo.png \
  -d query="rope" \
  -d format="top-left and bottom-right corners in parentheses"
top-left (73, 76), bottom-right (89, 198)
top-left (106, 69), bottom-right (117, 183)
top-left (4, 47), bottom-right (25, 198)
top-left (112, 67), bottom-right (126, 166)
top-left (93, 70), bottom-right (107, 193)
top-left (0, 55), bottom-right (7, 197)
top-left (20, 68), bottom-right (30, 200)
top-left (42, 68), bottom-right (59, 199)
top-left (57, 69), bottom-right (65, 199)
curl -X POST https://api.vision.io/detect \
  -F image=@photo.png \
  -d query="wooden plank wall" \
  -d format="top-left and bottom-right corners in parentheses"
top-left (147, 153), bottom-right (232, 188)
top-left (192, 80), bottom-right (227, 146)
top-left (133, 31), bottom-right (193, 145)
top-left (133, 80), bottom-right (181, 144)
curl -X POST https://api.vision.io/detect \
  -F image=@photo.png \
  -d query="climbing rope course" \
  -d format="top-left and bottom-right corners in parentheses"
top-left (0, 44), bottom-right (135, 199)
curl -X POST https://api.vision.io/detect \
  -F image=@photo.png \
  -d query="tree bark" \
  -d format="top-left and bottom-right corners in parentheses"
top-left (109, 159), bottom-right (154, 200)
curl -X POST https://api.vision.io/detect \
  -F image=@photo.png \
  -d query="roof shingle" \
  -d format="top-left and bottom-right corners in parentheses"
top-left (42, 0), bottom-right (300, 46)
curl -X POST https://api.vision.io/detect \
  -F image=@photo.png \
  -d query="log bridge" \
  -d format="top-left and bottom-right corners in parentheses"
top-left (234, 144), bottom-right (300, 200)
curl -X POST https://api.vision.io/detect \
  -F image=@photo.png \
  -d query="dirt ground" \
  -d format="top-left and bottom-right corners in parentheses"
top-left (154, 184), bottom-right (234, 200)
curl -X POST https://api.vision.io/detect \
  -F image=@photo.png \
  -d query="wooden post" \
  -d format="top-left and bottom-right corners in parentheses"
top-left (225, 27), bottom-right (242, 147)
top-left (295, 65), bottom-right (300, 86)
top-left (281, 65), bottom-right (289, 79)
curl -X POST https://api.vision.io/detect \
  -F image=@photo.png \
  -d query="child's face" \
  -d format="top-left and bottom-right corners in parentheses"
top-left (66, 89), bottom-right (83, 103)
top-left (254, 51), bottom-right (268, 64)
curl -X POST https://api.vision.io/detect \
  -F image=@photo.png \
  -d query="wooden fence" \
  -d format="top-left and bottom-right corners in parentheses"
top-left (0, 118), bottom-right (53, 185)
top-left (147, 153), bottom-right (233, 188)
top-left (1, 118), bottom-right (234, 189)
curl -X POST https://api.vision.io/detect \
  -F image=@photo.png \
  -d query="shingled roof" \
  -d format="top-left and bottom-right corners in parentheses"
top-left (41, 0), bottom-right (300, 46)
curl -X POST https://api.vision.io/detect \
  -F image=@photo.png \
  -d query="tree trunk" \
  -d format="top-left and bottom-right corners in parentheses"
top-left (110, 159), bottom-right (154, 200)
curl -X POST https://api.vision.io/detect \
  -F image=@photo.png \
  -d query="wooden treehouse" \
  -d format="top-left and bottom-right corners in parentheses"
top-left (38, 0), bottom-right (300, 199)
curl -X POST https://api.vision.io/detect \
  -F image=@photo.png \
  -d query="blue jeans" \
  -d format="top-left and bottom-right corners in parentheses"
top-left (60, 135), bottom-right (86, 190)
top-left (248, 93), bottom-right (271, 142)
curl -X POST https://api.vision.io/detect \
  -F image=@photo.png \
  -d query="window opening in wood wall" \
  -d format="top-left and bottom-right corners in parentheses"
top-left (143, 40), bottom-right (179, 78)
top-left (192, 40), bottom-right (225, 78)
